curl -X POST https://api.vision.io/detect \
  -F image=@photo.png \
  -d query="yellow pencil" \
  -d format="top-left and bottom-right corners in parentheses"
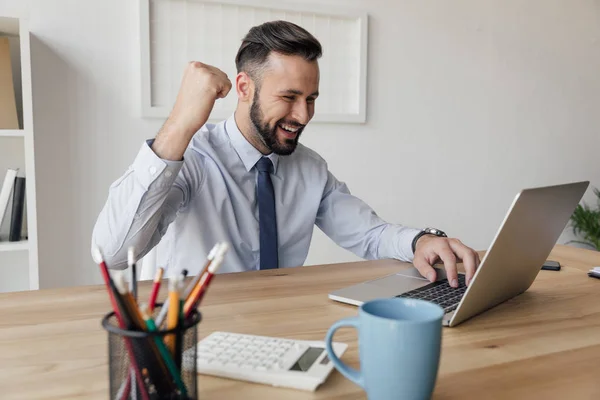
top-left (164, 276), bottom-right (180, 355)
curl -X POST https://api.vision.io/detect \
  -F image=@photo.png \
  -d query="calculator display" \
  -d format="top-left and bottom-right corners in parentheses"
top-left (289, 347), bottom-right (324, 372)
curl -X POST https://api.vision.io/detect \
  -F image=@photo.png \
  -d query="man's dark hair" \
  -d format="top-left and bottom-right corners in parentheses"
top-left (235, 20), bottom-right (322, 83)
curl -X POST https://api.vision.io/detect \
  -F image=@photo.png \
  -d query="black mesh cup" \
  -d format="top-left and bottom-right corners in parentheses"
top-left (101, 304), bottom-right (201, 400)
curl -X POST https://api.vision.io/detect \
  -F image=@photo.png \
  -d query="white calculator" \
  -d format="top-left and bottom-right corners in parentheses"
top-left (194, 331), bottom-right (348, 391)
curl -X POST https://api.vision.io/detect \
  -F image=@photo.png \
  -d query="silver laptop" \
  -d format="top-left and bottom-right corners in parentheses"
top-left (329, 181), bottom-right (589, 327)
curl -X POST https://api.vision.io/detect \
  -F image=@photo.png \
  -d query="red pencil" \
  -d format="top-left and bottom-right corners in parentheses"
top-left (183, 243), bottom-right (229, 318)
top-left (183, 242), bottom-right (221, 300)
top-left (92, 246), bottom-right (150, 400)
top-left (148, 267), bottom-right (164, 311)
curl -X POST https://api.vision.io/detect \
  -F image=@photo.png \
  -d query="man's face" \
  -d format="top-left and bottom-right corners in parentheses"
top-left (249, 53), bottom-right (320, 155)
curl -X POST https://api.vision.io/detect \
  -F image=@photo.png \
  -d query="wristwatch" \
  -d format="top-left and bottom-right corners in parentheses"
top-left (411, 227), bottom-right (448, 253)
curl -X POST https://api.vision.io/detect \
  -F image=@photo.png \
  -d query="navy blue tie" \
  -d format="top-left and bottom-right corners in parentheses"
top-left (256, 157), bottom-right (278, 269)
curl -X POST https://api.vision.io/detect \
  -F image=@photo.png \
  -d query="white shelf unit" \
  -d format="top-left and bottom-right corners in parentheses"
top-left (0, 129), bottom-right (24, 137)
top-left (0, 16), bottom-right (39, 292)
top-left (0, 240), bottom-right (28, 252)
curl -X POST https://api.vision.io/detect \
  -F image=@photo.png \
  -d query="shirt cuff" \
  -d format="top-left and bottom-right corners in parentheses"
top-left (133, 139), bottom-right (183, 190)
top-left (379, 225), bottom-right (422, 262)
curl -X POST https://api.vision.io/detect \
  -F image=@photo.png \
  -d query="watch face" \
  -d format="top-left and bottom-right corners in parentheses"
top-left (426, 228), bottom-right (446, 237)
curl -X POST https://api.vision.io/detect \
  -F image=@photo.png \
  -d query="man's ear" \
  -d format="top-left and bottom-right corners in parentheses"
top-left (236, 72), bottom-right (253, 103)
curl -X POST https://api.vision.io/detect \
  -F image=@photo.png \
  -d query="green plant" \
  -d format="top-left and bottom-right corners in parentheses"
top-left (569, 187), bottom-right (600, 251)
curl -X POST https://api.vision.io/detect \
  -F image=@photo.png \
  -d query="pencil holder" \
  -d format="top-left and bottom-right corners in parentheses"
top-left (101, 304), bottom-right (201, 400)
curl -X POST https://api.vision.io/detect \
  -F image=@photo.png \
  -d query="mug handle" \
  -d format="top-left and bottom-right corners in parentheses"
top-left (325, 317), bottom-right (365, 389)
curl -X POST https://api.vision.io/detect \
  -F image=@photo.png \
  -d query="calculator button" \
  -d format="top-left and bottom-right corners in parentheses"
top-left (294, 344), bottom-right (308, 351)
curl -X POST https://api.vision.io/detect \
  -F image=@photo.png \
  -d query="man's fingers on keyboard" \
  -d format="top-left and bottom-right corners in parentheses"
top-left (449, 239), bottom-right (478, 286)
top-left (413, 255), bottom-right (437, 282)
top-left (437, 246), bottom-right (458, 288)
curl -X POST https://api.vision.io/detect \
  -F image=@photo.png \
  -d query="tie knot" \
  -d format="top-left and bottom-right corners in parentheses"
top-left (256, 157), bottom-right (273, 173)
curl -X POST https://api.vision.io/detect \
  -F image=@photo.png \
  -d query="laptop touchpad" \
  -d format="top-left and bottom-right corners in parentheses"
top-left (370, 271), bottom-right (430, 294)
top-left (395, 266), bottom-right (448, 280)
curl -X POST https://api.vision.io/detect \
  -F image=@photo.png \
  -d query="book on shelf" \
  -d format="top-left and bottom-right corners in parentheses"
top-left (0, 168), bottom-right (26, 242)
top-left (0, 37), bottom-right (19, 129)
top-left (0, 168), bottom-right (17, 229)
top-left (9, 176), bottom-right (25, 242)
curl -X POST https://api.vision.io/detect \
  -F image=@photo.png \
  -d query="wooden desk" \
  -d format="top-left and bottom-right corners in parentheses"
top-left (1, 244), bottom-right (599, 399)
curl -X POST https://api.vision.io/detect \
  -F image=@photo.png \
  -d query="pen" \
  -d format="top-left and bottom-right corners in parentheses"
top-left (175, 274), bottom-right (186, 370)
top-left (128, 247), bottom-right (137, 302)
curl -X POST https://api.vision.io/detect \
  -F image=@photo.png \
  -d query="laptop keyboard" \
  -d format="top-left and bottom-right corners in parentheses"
top-left (395, 275), bottom-right (467, 313)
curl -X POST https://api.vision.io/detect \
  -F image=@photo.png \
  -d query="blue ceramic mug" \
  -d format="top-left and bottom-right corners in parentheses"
top-left (325, 298), bottom-right (444, 400)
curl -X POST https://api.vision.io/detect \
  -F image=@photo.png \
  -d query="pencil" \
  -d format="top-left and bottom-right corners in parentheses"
top-left (115, 272), bottom-right (177, 396)
top-left (184, 243), bottom-right (221, 300)
top-left (114, 271), bottom-right (147, 330)
top-left (111, 272), bottom-right (143, 400)
top-left (92, 246), bottom-right (151, 400)
top-left (155, 244), bottom-right (221, 328)
top-left (148, 267), bottom-right (164, 312)
top-left (128, 247), bottom-right (137, 302)
top-left (140, 304), bottom-right (188, 397)
top-left (184, 243), bottom-right (227, 314)
top-left (184, 243), bottom-right (229, 318)
top-left (164, 276), bottom-right (180, 355)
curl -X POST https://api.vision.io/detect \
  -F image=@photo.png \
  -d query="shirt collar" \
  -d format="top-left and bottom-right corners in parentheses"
top-left (225, 113), bottom-right (279, 174)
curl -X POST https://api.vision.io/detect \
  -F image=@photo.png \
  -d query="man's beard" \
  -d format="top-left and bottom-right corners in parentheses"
top-left (249, 90), bottom-right (304, 156)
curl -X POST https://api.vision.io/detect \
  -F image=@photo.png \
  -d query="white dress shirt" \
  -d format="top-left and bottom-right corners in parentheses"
top-left (91, 114), bottom-right (421, 275)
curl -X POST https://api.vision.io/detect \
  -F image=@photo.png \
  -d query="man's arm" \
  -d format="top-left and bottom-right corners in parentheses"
top-left (315, 170), bottom-right (421, 262)
top-left (91, 140), bottom-right (191, 269)
top-left (91, 61), bottom-right (232, 269)
top-left (315, 169), bottom-right (480, 287)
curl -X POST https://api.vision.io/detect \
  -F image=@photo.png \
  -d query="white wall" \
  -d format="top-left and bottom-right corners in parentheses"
top-left (0, 0), bottom-right (598, 289)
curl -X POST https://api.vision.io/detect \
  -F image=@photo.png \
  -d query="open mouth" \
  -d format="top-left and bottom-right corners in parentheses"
top-left (277, 123), bottom-right (302, 139)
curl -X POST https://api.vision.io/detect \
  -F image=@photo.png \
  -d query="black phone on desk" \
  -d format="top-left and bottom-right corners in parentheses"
top-left (542, 260), bottom-right (561, 271)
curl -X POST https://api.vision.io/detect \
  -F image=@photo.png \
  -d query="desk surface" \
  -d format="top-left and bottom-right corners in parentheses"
top-left (1, 244), bottom-right (600, 399)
